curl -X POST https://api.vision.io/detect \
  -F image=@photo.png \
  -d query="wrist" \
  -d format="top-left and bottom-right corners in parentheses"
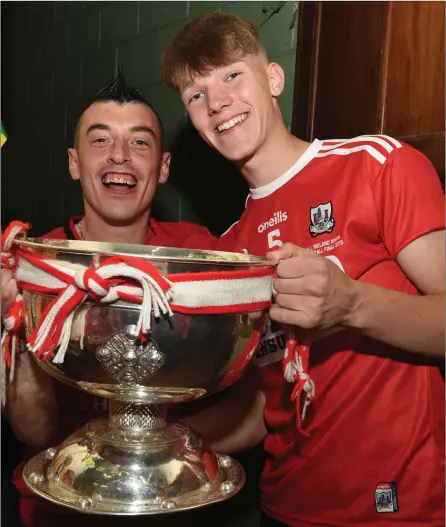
top-left (342, 278), bottom-right (368, 330)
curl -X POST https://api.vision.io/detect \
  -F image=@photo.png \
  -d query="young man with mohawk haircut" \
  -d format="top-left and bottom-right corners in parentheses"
top-left (2, 71), bottom-right (217, 527)
top-left (162, 11), bottom-right (445, 527)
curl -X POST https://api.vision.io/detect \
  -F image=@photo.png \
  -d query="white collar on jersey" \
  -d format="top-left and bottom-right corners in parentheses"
top-left (250, 139), bottom-right (322, 200)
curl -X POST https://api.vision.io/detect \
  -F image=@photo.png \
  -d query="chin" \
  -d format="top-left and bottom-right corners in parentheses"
top-left (214, 137), bottom-right (257, 163)
top-left (223, 146), bottom-right (256, 164)
top-left (103, 214), bottom-right (138, 227)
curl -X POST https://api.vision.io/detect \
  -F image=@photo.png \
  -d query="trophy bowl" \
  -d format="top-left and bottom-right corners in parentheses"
top-left (9, 238), bottom-right (274, 515)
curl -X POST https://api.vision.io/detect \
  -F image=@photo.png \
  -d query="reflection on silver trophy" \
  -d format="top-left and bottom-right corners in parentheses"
top-left (2, 233), bottom-right (274, 516)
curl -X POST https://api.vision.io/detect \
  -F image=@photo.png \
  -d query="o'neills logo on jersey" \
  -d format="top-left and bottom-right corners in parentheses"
top-left (257, 210), bottom-right (288, 233)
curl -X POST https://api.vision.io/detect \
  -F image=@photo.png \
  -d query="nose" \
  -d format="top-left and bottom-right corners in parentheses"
top-left (206, 88), bottom-right (232, 116)
top-left (108, 139), bottom-right (130, 165)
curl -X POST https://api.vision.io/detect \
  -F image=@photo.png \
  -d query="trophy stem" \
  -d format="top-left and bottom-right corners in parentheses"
top-left (108, 400), bottom-right (167, 430)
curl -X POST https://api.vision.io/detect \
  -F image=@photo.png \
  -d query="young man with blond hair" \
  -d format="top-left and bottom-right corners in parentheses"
top-left (162, 12), bottom-right (445, 527)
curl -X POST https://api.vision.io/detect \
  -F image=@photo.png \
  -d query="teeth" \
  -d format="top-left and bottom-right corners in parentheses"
top-left (217, 113), bottom-right (247, 132)
top-left (102, 175), bottom-right (136, 187)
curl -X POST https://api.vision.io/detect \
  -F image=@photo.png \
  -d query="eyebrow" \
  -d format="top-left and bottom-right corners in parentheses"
top-left (130, 126), bottom-right (157, 140)
top-left (86, 124), bottom-right (157, 141)
top-left (86, 123), bottom-right (111, 135)
top-left (182, 80), bottom-right (195, 91)
top-left (181, 63), bottom-right (245, 93)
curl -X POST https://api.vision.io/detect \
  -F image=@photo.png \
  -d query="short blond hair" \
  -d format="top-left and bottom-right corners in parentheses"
top-left (161, 11), bottom-right (266, 90)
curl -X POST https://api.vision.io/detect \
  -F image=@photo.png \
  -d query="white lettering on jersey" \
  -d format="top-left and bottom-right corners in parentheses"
top-left (257, 210), bottom-right (288, 233)
top-left (307, 234), bottom-right (344, 257)
top-left (254, 315), bottom-right (286, 366)
top-left (268, 229), bottom-right (283, 249)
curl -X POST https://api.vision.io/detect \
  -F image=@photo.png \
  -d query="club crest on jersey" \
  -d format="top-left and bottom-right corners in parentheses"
top-left (309, 201), bottom-right (335, 237)
top-left (375, 482), bottom-right (399, 513)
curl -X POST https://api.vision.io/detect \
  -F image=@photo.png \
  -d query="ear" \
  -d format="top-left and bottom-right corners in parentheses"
top-left (68, 148), bottom-right (80, 181)
top-left (268, 62), bottom-right (285, 98)
top-left (159, 152), bottom-right (171, 184)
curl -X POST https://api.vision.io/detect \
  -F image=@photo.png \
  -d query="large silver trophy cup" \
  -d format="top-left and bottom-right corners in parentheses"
top-left (6, 236), bottom-right (274, 516)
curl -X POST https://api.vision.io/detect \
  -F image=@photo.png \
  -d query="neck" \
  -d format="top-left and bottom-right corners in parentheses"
top-left (237, 122), bottom-right (312, 189)
top-left (80, 207), bottom-right (150, 245)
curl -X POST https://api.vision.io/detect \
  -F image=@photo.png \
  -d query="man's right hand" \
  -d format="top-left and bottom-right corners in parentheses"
top-left (2, 268), bottom-right (18, 316)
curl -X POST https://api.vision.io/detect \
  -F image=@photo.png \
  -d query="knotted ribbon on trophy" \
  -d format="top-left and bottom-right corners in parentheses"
top-left (283, 330), bottom-right (315, 432)
top-left (1, 221), bottom-right (316, 432)
top-left (1, 221), bottom-right (30, 393)
top-left (14, 253), bottom-right (273, 363)
top-left (271, 273), bottom-right (315, 433)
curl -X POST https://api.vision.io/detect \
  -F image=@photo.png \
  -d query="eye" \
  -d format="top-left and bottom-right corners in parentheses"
top-left (93, 137), bottom-right (107, 144)
top-left (134, 140), bottom-right (149, 146)
top-left (226, 72), bottom-right (241, 81)
top-left (189, 92), bottom-right (204, 104)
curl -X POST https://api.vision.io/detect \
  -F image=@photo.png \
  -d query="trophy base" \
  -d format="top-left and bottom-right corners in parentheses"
top-left (22, 416), bottom-right (245, 515)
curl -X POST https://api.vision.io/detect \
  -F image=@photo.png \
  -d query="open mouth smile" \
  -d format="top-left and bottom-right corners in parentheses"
top-left (216, 112), bottom-right (248, 133)
top-left (101, 173), bottom-right (137, 189)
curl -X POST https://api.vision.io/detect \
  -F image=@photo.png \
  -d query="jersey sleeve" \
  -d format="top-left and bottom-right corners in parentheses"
top-left (371, 143), bottom-right (445, 259)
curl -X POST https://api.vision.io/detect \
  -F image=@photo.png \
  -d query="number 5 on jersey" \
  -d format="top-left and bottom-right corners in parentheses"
top-left (268, 229), bottom-right (283, 249)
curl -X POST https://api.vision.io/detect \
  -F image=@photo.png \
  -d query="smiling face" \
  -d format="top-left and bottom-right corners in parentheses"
top-left (180, 54), bottom-right (284, 164)
top-left (68, 101), bottom-right (169, 226)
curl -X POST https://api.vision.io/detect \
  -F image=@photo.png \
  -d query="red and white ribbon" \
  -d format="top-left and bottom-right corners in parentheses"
top-left (1, 222), bottom-right (32, 406)
top-left (283, 327), bottom-right (315, 433)
top-left (1, 293), bottom-right (23, 379)
top-left (1, 293), bottom-right (24, 407)
top-left (1, 220), bottom-right (31, 270)
top-left (12, 249), bottom-right (273, 364)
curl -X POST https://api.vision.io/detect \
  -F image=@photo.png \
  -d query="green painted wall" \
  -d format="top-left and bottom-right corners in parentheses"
top-left (2, 1), bottom-right (298, 234)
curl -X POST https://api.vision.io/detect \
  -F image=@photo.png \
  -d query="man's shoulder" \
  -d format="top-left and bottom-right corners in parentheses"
top-left (316, 134), bottom-right (409, 167)
top-left (40, 216), bottom-right (81, 240)
top-left (149, 218), bottom-right (211, 237)
top-left (41, 226), bottom-right (68, 240)
top-left (148, 219), bottom-right (217, 250)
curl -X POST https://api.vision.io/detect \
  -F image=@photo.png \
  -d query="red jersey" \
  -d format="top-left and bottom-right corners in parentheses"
top-left (13, 215), bottom-right (216, 527)
top-left (218, 136), bottom-right (445, 527)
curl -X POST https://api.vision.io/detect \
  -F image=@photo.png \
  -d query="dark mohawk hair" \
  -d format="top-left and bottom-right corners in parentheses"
top-left (92, 68), bottom-right (149, 105)
top-left (74, 67), bottom-right (164, 147)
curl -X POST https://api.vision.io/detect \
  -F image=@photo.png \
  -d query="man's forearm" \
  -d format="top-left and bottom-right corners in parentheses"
top-left (184, 388), bottom-right (266, 454)
top-left (175, 368), bottom-right (267, 454)
top-left (6, 352), bottom-right (58, 448)
top-left (347, 282), bottom-right (444, 358)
